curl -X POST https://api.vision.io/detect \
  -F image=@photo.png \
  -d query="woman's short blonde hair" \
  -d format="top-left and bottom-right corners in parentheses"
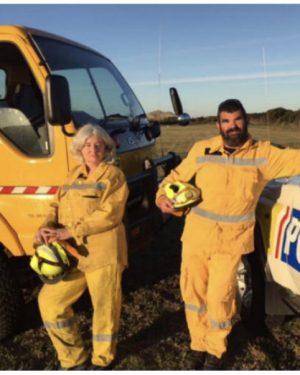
top-left (70, 123), bottom-right (116, 164)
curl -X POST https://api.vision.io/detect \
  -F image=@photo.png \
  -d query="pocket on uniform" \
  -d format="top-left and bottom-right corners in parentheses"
top-left (233, 167), bottom-right (259, 201)
top-left (79, 189), bottom-right (101, 214)
top-left (80, 188), bottom-right (100, 198)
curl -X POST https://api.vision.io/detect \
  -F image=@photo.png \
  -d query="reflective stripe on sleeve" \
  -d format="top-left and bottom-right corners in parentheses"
top-left (63, 183), bottom-right (106, 191)
top-left (185, 303), bottom-right (207, 314)
top-left (43, 317), bottom-right (75, 330)
top-left (196, 156), bottom-right (267, 166)
top-left (93, 333), bottom-right (118, 342)
top-left (192, 206), bottom-right (255, 223)
top-left (210, 318), bottom-right (232, 330)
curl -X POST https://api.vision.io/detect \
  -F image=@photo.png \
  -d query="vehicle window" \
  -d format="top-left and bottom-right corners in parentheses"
top-left (0, 42), bottom-right (50, 156)
top-left (55, 68), bottom-right (105, 125)
top-left (55, 66), bottom-right (134, 127)
top-left (91, 66), bottom-right (131, 117)
top-left (33, 35), bottom-right (145, 128)
top-left (0, 69), bottom-right (6, 100)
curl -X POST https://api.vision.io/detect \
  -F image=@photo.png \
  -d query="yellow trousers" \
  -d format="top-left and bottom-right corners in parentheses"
top-left (38, 264), bottom-right (123, 369)
top-left (180, 246), bottom-right (241, 358)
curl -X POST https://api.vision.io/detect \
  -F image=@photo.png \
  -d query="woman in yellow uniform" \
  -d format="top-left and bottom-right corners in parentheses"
top-left (34, 124), bottom-right (128, 370)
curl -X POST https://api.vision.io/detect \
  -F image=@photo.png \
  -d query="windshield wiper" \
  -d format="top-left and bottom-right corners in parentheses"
top-left (99, 113), bottom-right (129, 126)
top-left (99, 113), bottom-right (149, 131)
top-left (106, 113), bottom-right (129, 120)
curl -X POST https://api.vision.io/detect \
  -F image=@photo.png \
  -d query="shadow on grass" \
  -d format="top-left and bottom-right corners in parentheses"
top-left (116, 308), bottom-right (186, 366)
top-left (123, 217), bottom-right (183, 294)
top-left (225, 318), bottom-right (298, 370)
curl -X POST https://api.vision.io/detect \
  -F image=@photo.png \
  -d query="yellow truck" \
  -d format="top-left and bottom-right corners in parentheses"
top-left (0, 25), bottom-right (189, 339)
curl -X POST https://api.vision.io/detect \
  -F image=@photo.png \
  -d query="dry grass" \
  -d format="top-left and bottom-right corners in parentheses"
top-left (155, 122), bottom-right (300, 158)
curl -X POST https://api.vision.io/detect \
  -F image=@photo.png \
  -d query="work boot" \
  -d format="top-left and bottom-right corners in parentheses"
top-left (186, 350), bottom-right (206, 370)
top-left (58, 361), bottom-right (89, 370)
top-left (89, 360), bottom-right (115, 371)
top-left (202, 353), bottom-right (222, 370)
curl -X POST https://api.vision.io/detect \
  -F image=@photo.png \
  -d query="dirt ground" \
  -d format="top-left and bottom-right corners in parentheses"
top-left (0, 217), bottom-right (299, 370)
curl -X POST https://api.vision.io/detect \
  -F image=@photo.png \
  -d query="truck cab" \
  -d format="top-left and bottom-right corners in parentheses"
top-left (0, 25), bottom-right (186, 339)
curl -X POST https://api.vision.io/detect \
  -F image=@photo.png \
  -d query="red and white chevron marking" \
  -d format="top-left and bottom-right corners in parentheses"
top-left (0, 186), bottom-right (59, 195)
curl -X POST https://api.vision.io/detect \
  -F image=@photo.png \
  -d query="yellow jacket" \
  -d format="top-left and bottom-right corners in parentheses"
top-left (43, 162), bottom-right (129, 272)
top-left (156, 135), bottom-right (300, 256)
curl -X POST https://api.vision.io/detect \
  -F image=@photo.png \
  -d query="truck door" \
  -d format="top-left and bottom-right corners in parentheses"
top-left (0, 35), bottom-right (68, 256)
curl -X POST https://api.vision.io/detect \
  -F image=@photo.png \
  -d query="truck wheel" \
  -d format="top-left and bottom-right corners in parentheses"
top-left (240, 224), bottom-right (269, 336)
top-left (0, 251), bottom-right (23, 340)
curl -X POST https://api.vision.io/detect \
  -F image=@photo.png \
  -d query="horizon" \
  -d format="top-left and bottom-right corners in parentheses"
top-left (1, 4), bottom-right (300, 117)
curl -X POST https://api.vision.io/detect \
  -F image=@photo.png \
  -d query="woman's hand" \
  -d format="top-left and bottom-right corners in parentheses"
top-left (34, 227), bottom-right (58, 245)
top-left (34, 227), bottom-right (72, 245)
top-left (55, 228), bottom-right (72, 241)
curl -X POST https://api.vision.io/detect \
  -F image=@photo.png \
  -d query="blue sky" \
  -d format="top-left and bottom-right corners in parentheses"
top-left (1, 3), bottom-right (300, 117)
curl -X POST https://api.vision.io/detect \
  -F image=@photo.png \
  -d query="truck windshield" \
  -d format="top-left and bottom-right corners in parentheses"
top-left (32, 35), bottom-right (145, 128)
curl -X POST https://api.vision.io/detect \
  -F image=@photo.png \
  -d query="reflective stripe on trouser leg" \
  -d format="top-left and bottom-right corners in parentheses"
top-left (86, 264), bottom-right (123, 367)
top-left (38, 270), bottom-right (89, 369)
top-left (180, 248), bottom-right (209, 352)
top-left (206, 252), bottom-right (242, 358)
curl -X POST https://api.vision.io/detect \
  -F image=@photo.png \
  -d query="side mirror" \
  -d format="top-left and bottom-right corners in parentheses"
top-left (45, 75), bottom-right (72, 125)
top-left (169, 87), bottom-right (191, 126)
top-left (0, 69), bottom-right (7, 100)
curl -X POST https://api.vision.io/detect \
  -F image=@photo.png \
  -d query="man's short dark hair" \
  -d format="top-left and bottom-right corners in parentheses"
top-left (217, 99), bottom-right (248, 124)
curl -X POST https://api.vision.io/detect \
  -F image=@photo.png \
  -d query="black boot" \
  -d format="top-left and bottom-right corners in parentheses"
top-left (89, 362), bottom-right (114, 371)
top-left (202, 353), bottom-right (222, 370)
top-left (186, 350), bottom-right (206, 370)
top-left (58, 360), bottom-right (89, 370)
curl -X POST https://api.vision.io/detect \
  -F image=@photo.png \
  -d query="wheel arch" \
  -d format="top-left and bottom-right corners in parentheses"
top-left (0, 213), bottom-right (26, 256)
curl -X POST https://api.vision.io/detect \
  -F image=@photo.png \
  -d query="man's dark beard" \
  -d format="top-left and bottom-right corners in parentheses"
top-left (220, 126), bottom-right (249, 147)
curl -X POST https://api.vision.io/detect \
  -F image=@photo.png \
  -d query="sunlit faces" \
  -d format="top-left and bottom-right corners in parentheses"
top-left (81, 135), bottom-right (106, 169)
top-left (216, 110), bottom-right (249, 148)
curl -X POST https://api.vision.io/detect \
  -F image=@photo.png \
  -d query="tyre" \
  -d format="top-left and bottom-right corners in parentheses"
top-left (240, 224), bottom-right (269, 335)
top-left (0, 250), bottom-right (23, 340)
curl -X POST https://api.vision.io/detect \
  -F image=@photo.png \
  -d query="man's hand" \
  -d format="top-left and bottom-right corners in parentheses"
top-left (157, 195), bottom-right (190, 217)
top-left (157, 195), bottom-right (176, 214)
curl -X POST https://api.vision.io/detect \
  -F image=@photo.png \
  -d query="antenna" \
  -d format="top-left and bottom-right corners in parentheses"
top-left (262, 46), bottom-right (270, 140)
top-left (158, 22), bottom-right (165, 156)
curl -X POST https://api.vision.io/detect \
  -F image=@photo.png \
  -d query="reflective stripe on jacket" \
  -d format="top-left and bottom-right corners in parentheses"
top-left (156, 135), bottom-right (300, 255)
top-left (43, 162), bottom-right (129, 272)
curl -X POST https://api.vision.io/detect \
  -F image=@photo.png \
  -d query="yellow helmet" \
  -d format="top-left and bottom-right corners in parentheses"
top-left (30, 241), bottom-right (70, 284)
top-left (164, 181), bottom-right (201, 209)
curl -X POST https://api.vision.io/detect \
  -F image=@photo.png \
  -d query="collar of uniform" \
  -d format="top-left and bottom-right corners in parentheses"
top-left (208, 135), bottom-right (224, 154)
top-left (234, 136), bottom-right (257, 152)
top-left (75, 162), bottom-right (109, 181)
top-left (209, 135), bottom-right (257, 154)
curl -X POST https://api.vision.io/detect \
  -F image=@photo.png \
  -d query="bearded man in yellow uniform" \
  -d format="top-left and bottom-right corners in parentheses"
top-left (156, 99), bottom-right (300, 370)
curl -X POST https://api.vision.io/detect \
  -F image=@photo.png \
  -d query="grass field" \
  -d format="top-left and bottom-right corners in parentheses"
top-left (156, 122), bottom-right (300, 158)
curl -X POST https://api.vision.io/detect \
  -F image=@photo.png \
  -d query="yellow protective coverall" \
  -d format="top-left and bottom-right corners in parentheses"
top-left (38, 161), bottom-right (128, 369)
top-left (156, 135), bottom-right (300, 358)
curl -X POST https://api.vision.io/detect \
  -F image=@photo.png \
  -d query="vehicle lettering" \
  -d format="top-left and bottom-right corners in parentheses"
top-left (276, 206), bottom-right (300, 272)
